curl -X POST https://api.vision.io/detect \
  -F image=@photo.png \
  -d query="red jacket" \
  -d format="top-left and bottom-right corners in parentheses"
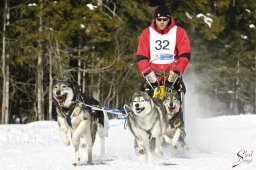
top-left (136, 17), bottom-right (191, 75)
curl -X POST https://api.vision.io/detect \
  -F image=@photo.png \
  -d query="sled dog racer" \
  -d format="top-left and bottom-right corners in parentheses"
top-left (136, 5), bottom-right (191, 88)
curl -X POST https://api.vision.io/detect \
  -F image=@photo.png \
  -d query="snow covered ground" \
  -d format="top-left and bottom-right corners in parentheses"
top-left (0, 114), bottom-right (255, 170)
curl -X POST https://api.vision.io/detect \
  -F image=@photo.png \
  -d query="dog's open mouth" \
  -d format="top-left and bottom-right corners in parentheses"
top-left (169, 105), bottom-right (180, 113)
top-left (135, 107), bottom-right (145, 113)
top-left (169, 105), bottom-right (175, 111)
top-left (54, 94), bottom-right (67, 107)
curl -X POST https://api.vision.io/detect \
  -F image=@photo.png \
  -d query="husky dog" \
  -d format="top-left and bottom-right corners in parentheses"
top-left (52, 77), bottom-right (109, 165)
top-left (163, 92), bottom-right (185, 148)
top-left (127, 91), bottom-right (168, 161)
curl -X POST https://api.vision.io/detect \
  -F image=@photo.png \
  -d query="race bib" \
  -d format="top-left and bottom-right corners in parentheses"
top-left (149, 26), bottom-right (177, 64)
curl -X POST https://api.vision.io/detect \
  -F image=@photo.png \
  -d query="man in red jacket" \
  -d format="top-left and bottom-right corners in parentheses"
top-left (136, 5), bottom-right (191, 147)
top-left (136, 5), bottom-right (191, 90)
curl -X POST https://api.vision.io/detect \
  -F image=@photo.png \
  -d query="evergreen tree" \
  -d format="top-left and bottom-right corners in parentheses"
top-left (1, 0), bottom-right (256, 123)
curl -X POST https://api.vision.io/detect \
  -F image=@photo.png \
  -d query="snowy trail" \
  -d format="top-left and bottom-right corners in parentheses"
top-left (0, 115), bottom-right (256, 170)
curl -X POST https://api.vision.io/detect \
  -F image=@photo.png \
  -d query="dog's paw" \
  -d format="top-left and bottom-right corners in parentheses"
top-left (171, 129), bottom-right (181, 148)
top-left (139, 149), bottom-right (145, 154)
top-left (172, 138), bottom-right (187, 149)
top-left (73, 161), bottom-right (80, 166)
top-left (72, 162), bottom-right (79, 166)
top-left (63, 139), bottom-right (70, 146)
top-left (178, 139), bottom-right (187, 149)
top-left (172, 143), bottom-right (178, 149)
top-left (134, 145), bottom-right (145, 155)
top-left (171, 140), bottom-right (179, 148)
top-left (135, 147), bottom-right (145, 155)
top-left (72, 157), bottom-right (81, 166)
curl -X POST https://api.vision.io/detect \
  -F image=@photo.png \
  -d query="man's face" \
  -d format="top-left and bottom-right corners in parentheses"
top-left (155, 17), bottom-right (169, 30)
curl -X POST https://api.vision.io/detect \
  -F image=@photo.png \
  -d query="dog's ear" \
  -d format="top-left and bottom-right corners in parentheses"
top-left (52, 78), bottom-right (58, 87)
top-left (129, 95), bottom-right (134, 108)
top-left (53, 76), bottom-right (62, 85)
top-left (129, 95), bottom-right (134, 103)
top-left (144, 91), bottom-right (152, 101)
top-left (69, 80), bottom-right (81, 96)
top-left (52, 77), bottom-right (57, 86)
top-left (163, 93), bottom-right (170, 100)
top-left (130, 91), bottom-right (140, 103)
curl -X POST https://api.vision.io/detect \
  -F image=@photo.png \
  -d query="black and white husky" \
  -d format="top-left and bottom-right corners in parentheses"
top-left (127, 91), bottom-right (168, 162)
top-left (52, 77), bottom-right (109, 165)
top-left (163, 92), bottom-right (185, 148)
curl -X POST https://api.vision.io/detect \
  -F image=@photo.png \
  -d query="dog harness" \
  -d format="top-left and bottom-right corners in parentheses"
top-left (145, 118), bottom-right (158, 140)
top-left (59, 105), bottom-right (80, 128)
top-left (127, 107), bottom-right (160, 141)
top-left (149, 26), bottom-right (177, 65)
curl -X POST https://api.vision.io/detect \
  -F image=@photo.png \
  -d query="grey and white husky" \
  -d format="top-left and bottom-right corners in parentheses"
top-left (127, 91), bottom-right (168, 162)
top-left (52, 77), bottom-right (109, 165)
top-left (163, 92), bottom-right (185, 148)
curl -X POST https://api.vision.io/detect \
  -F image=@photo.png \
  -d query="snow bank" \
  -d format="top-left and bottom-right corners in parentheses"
top-left (0, 114), bottom-right (255, 170)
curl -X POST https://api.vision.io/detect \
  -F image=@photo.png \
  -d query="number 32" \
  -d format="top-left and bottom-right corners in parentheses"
top-left (155, 40), bottom-right (170, 50)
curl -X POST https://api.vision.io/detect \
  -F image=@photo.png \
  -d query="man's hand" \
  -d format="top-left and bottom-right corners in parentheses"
top-left (168, 70), bottom-right (180, 83)
top-left (144, 71), bottom-right (157, 83)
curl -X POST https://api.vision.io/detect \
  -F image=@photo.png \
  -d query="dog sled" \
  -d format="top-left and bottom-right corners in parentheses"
top-left (141, 66), bottom-right (186, 101)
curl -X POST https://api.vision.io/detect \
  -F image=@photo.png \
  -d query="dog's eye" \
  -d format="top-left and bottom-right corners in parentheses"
top-left (62, 85), bottom-right (66, 88)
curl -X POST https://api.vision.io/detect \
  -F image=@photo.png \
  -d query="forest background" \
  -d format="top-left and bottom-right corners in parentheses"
top-left (1, 0), bottom-right (256, 124)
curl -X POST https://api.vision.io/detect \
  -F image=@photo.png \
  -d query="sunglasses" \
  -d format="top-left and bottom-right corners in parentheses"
top-left (156, 17), bottom-right (169, 22)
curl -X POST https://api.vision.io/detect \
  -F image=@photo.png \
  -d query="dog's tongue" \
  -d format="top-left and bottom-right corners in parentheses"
top-left (170, 106), bottom-right (179, 113)
top-left (136, 108), bottom-right (141, 113)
